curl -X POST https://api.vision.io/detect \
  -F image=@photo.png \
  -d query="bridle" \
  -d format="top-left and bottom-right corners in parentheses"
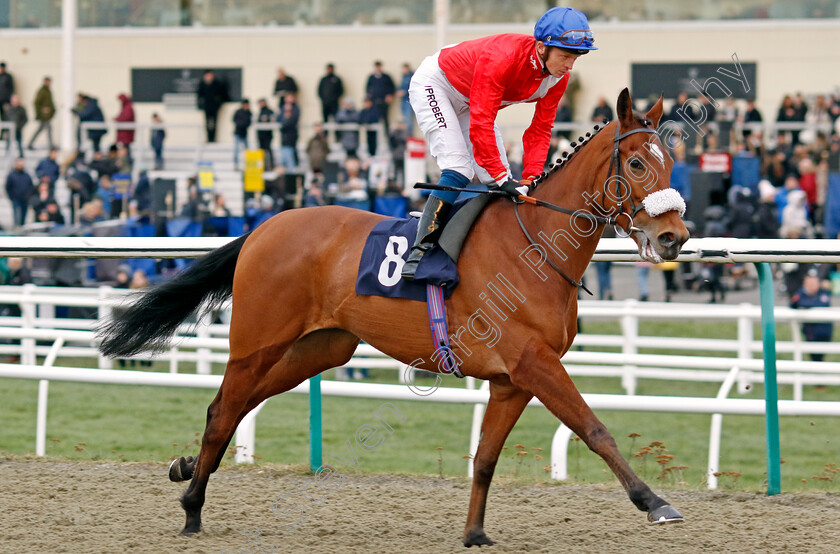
top-left (514, 120), bottom-right (658, 293)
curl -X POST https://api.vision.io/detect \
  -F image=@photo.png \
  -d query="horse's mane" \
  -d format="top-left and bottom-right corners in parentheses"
top-left (532, 111), bottom-right (654, 189)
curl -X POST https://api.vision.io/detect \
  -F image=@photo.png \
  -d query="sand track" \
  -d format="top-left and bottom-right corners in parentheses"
top-left (2, 460), bottom-right (839, 553)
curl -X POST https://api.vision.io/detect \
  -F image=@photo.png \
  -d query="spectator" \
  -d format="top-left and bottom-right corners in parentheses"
top-left (305, 123), bottom-right (329, 174)
top-left (635, 262), bottom-right (651, 302)
top-left (755, 180), bottom-right (780, 239)
top-left (132, 168), bottom-right (152, 215)
top-left (0, 258), bottom-right (31, 323)
top-left (335, 97), bottom-right (360, 158)
top-left (336, 157), bottom-right (368, 201)
top-left (304, 175), bottom-right (325, 207)
top-left (197, 70), bottom-right (228, 143)
top-left (29, 178), bottom-right (54, 219)
top-left (114, 264), bottom-right (131, 288)
top-left (727, 185), bottom-right (754, 239)
top-left (790, 271), bottom-right (834, 362)
top-left (250, 194), bottom-right (278, 229)
top-left (4, 94), bottom-right (27, 158)
top-left (74, 94), bottom-right (106, 153)
top-left (130, 268), bottom-right (149, 290)
top-left (0, 61), bottom-right (13, 121)
top-left (78, 198), bottom-right (106, 225)
top-left (358, 96), bottom-right (380, 157)
top-left (702, 206), bottom-right (728, 303)
top-left (717, 97), bottom-right (738, 123)
top-left (798, 157), bottom-right (818, 220)
top-left (66, 162), bottom-right (96, 223)
top-left (180, 183), bottom-right (206, 222)
top-left (741, 97), bottom-right (763, 139)
top-left (697, 93), bottom-right (716, 127)
top-left (595, 262), bottom-right (613, 300)
top-left (365, 60), bottom-right (395, 134)
top-left (273, 68), bottom-right (298, 106)
top-left (591, 95), bottom-right (614, 122)
top-left (388, 120), bottom-right (408, 184)
top-left (115, 144), bottom-right (132, 174)
top-left (96, 173), bottom-right (116, 217)
top-left (150, 113), bottom-right (166, 169)
top-left (211, 193), bottom-right (231, 217)
top-left (553, 96), bottom-right (573, 139)
top-left (277, 94), bottom-right (300, 171)
top-left (780, 189), bottom-right (813, 239)
top-left (4, 157), bottom-right (34, 226)
top-left (658, 261), bottom-right (679, 303)
top-left (89, 150), bottom-right (117, 179)
top-left (777, 94), bottom-right (798, 144)
top-left (35, 148), bottom-right (60, 189)
top-left (255, 98), bottom-right (275, 171)
top-left (667, 91), bottom-right (693, 123)
top-left (397, 63), bottom-right (415, 135)
top-left (317, 63), bottom-right (344, 123)
top-left (28, 76), bottom-right (55, 150)
top-left (114, 93), bottom-right (135, 146)
top-left (232, 98), bottom-right (252, 169)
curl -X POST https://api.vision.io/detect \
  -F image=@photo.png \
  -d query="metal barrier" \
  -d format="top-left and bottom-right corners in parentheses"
top-left (1, 235), bottom-right (840, 495)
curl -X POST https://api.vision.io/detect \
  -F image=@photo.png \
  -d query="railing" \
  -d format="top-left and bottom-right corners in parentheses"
top-left (1, 236), bottom-right (840, 494)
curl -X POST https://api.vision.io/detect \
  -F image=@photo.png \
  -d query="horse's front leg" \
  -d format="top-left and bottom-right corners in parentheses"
top-left (463, 378), bottom-right (533, 547)
top-left (509, 340), bottom-right (683, 524)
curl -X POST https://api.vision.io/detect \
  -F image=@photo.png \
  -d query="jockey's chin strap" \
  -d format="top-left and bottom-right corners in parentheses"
top-left (513, 121), bottom-right (657, 295)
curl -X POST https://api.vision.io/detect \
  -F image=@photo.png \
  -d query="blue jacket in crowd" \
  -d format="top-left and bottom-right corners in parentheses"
top-left (36, 158), bottom-right (60, 185)
top-left (5, 168), bottom-right (34, 202)
top-left (790, 286), bottom-right (834, 341)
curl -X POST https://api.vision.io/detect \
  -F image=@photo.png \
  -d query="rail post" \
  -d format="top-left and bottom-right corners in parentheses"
top-left (755, 262), bottom-right (781, 495)
top-left (620, 299), bottom-right (638, 396)
top-left (309, 374), bottom-right (322, 471)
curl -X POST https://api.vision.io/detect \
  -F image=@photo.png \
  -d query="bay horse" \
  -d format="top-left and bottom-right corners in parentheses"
top-left (98, 88), bottom-right (689, 546)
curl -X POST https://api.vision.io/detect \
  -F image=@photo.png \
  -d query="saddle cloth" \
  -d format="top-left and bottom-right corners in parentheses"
top-left (355, 195), bottom-right (490, 302)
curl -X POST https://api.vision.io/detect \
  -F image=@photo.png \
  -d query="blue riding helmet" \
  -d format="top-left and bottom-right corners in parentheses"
top-left (534, 7), bottom-right (597, 54)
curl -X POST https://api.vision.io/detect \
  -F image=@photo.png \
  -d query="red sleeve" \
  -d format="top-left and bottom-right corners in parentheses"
top-left (521, 74), bottom-right (568, 180)
top-left (468, 51), bottom-right (513, 184)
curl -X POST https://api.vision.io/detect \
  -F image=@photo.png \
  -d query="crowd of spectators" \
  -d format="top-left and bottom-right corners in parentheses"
top-left (1, 56), bottom-right (839, 299)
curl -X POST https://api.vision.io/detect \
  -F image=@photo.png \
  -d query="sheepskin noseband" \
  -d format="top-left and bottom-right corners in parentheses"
top-left (641, 188), bottom-right (686, 218)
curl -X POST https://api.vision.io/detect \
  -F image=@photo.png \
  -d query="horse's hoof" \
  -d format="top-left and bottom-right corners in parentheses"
top-left (648, 504), bottom-right (684, 525)
top-left (463, 529), bottom-right (495, 547)
top-left (169, 456), bottom-right (195, 482)
top-left (179, 527), bottom-right (199, 537)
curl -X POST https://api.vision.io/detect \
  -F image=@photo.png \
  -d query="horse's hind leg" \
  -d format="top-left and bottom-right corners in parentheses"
top-left (174, 329), bottom-right (360, 536)
top-left (510, 341), bottom-right (683, 525)
top-left (463, 379), bottom-right (532, 547)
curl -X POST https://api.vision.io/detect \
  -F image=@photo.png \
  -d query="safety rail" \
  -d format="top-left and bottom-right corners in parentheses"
top-left (1, 236), bottom-right (840, 495)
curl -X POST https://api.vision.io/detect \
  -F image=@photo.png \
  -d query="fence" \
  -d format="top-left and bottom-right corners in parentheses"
top-left (1, 236), bottom-right (840, 494)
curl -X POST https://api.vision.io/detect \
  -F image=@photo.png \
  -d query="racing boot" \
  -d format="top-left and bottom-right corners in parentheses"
top-left (401, 195), bottom-right (453, 281)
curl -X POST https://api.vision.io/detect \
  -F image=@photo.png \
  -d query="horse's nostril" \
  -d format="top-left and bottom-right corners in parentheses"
top-left (658, 232), bottom-right (676, 247)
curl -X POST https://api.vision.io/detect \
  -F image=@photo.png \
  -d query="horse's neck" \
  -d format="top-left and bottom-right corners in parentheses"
top-left (529, 163), bottom-right (606, 270)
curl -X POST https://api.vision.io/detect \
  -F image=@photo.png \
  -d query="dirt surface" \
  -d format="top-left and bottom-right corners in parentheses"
top-left (2, 459), bottom-right (840, 553)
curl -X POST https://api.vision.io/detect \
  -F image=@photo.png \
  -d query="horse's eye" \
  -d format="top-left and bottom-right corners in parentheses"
top-left (629, 158), bottom-right (644, 170)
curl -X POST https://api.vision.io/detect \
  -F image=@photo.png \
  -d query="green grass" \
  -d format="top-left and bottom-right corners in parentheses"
top-left (3, 319), bottom-right (840, 493)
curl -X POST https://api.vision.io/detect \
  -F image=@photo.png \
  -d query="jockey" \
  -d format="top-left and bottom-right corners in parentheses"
top-left (401, 6), bottom-right (597, 280)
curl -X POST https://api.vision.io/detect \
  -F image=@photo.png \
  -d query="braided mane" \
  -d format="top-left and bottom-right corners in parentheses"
top-left (531, 118), bottom-right (609, 189)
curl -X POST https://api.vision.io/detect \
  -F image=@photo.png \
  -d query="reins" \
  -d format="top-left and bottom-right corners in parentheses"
top-left (514, 121), bottom-right (657, 294)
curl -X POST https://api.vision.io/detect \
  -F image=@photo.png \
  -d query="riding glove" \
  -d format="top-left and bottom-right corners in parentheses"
top-left (498, 179), bottom-right (530, 203)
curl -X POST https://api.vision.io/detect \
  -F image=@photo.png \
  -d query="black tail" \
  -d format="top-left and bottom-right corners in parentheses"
top-left (97, 232), bottom-right (252, 358)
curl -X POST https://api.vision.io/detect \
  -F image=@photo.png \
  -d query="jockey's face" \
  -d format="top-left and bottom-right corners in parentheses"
top-left (538, 43), bottom-right (581, 78)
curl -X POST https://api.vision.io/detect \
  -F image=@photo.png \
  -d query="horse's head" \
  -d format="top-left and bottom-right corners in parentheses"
top-left (606, 88), bottom-right (689, 262)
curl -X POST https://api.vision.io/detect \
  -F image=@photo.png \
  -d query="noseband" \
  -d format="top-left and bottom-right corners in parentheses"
top-left (514, 121), bottom-right (658, 293)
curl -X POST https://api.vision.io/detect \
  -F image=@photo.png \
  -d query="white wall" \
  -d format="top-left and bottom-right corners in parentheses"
top-left (0, 19), bottom-right (838, 149)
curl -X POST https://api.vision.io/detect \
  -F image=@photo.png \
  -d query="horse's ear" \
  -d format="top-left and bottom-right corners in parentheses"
top-left (616, 87), bottom-right (634, 127)
top-left (645, 95), bottom-right (664, 128)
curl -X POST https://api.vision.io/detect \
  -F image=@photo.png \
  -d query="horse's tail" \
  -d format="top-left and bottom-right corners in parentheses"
top-left (97, 232), bottom-right (252, 358)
